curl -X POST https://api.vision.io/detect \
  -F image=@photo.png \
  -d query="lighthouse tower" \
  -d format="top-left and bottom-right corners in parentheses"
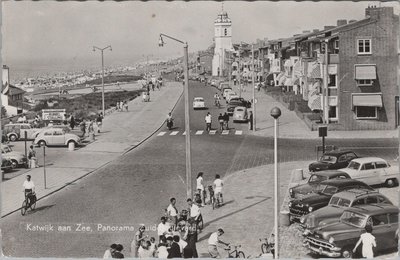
top-left (212, 8), bottom-right (233, 77)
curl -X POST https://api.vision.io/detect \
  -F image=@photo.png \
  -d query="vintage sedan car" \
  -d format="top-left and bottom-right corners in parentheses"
top-left (339, 157), bottom-right (399, 187)
top-left (309, 151), bottom-right (358, 172)
top-left (289, 170), bottom-right (351, 199)
top-left (300, 188), bottom-right (392, 230)
top-left (33, 128), bottom-right (81, 147)
top-left (226, 100), bottom-right (251, 115)
top-left (303, 204), bottom-right (399, 258)
top-left (219, 82), bottom-right (230, 91)
top-left (226, 93), bottom-right (239, 103)
top-left (192, 97), bottom-right (206, 110)
top-left (1, 144), bottom-right (28, 168)
top-left (3, 123), bottom-right (41, 141)
top-left (229, 97), bottom-right (252, 108)
top-left (32, 125), bottom-right (72, 139)
top-left (1, 157), bottom-right (13, 173)
top-left (232, 106), bottom-right (248, 123)
top-left (288, 179), bottom-right (373, 222)
top-left (222, 88), bottom-right (233, 99)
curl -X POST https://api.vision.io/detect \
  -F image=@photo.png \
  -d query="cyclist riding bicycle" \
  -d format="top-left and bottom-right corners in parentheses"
top-left (214, 93), bottom-right (220, 106)
top-left (23, 175), bottom-right (36, 207)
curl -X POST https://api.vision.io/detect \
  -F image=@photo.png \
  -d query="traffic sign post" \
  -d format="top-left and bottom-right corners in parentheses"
top-left (318, 126), bottom-right (328, 154)
top-left (43, 145), bottom-right (47, 189)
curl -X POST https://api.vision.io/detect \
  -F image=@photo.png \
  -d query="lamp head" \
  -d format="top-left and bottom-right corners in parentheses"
top-left (158, 35), bottom-right (165, 47)
top-left (270, 107), bottom-right (281, 119)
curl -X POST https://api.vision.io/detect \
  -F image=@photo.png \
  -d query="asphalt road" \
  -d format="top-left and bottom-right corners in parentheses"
top-left (1, 80), bottom-right (398, 257)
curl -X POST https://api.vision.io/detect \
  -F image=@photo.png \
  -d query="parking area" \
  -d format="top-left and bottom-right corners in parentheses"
top-left (279, 162), bottom-right (399, 259)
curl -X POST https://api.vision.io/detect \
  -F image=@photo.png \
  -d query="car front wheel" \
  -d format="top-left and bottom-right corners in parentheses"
top-left (38, 140), bottom-right (46, 147)
top-left (11, 160), bottom-right (18, 169)
top-left (385, 178), bottom-right (397, 188)
top-left (9, 134), bottom-right (17, 142)
top-left (341, 247), bottom-right (353, 258)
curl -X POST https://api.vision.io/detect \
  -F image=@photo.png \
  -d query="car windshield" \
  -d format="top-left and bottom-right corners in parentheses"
top-left (2, 146), bottom-right (12, 153)
top-left (347, 161), bottom-right (361, 170)
top-left (308, 174), bottom-right (328, 183)
top-left (319, 185), bottom-right (338, 195)
top-left (340, 211), bottom-right (367, 228)
top-left (194, 98), bottom-right (203, 102)
top-left (329, 197), bottom-right (351, 207)
top-left (236, 108), bottom-right (244, 112)
top-left (320, 155), bottom-right (337, 163)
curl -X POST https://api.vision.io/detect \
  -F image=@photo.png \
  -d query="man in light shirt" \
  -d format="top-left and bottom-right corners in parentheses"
top-left (22, 175), bottom-right (36, 207)
top-left (187, 198), bottom-right (200, 221)
top-left (208, 228), bottom-right (229, 258)
top-left (205, 112), bottom-right (212, 132)
top-left (157, 216), bottom-right (172, 242)
top-left (103, 243), bottom-right (117, 258)
top-left (213, 174), bottom-right (224, 204)
top-left (167, 197), bottom-right (178, 229)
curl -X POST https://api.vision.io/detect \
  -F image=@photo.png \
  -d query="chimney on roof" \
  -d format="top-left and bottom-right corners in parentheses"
top-left (324, 26), bottom-right (335, 30)
top-left (337, 19), bottom-right (347, 26)
top-left (302, 30), bottom-right (311, 34)
top-left (313, 29), bottom-right (319, 33)
top-left (365, 6), bottom-right (394, 20)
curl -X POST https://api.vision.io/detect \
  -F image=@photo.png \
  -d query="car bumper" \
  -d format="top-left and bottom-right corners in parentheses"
top-left (303, 241), bottom-right (341, 257)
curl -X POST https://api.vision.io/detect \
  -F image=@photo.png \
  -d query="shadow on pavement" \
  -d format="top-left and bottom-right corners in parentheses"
top-left (29, 204), bottom-right (55, 214)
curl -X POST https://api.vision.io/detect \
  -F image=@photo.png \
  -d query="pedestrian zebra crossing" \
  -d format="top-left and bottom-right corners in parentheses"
top-left (157, 130), bottom-right (243, 136)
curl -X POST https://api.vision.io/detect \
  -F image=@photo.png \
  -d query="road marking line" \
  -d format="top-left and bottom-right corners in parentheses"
top-left (170, 131), bottom-right (179, 136)
top-left (209, 130), bottom-right (217, 135)
top-left (222, 130), bottom-right (229, 135)
top-left (157, 132), bottom-right (166, 136)
top-left (235, 130), bottom-right (243, 135)
top-left (195, 130), bottom-right (204, 135)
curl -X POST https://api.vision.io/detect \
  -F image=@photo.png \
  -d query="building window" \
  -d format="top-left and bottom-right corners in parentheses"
top-left (329, 106), bottom-right (338, 121)
top-left (328, 74), bottom-right (337, 88)
top-left (355, 106), bottom-right (377, 119)
top-left (333, 40), bottom-right (339, 54)
top-left (357, 79), bottom-right (373, 86)
top-left (357, 39), bottom-right (371, 55)
top-left (224, 28), bottom-right (227, 36)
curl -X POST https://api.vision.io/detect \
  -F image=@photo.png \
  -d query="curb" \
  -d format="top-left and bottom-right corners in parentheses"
top-left (1, 82), bottom-right (184, 218)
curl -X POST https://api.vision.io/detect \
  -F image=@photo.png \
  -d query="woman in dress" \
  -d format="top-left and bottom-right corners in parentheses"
top-left (196, 172), bottom-right (205, 206)
top-left (353, 224), bottom-right (376, 258)
top-left (131, 224), bottom-right (148, 257)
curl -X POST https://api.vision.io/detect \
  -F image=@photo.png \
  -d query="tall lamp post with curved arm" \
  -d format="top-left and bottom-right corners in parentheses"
top-left (159, 33), bottom-right (193, 199)
top-left (93, 45), bottom-right (112, 117)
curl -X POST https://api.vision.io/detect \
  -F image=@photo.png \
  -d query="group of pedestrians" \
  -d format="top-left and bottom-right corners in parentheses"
top-left (205, 112), bottom-right (230, 132)
top-left (116, 101), bottom-right (128, 112)
top-left (79, 114), bottom-right (103, 138)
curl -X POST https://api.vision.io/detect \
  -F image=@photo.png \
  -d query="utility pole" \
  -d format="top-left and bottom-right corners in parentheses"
top-left (252, 44), bottom-right (256, 132)
top-left (324, 41), bottom-right (329, 124)
top-left (93, 45), bottom-right (112, 117)
top-left (238, 43), bottom-right (242, 98)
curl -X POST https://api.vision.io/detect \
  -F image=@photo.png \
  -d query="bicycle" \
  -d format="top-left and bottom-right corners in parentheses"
top-left (225, 244), bottom-right (245, 258)
top-left (21, 192), bottom-right (37, 216)
top-left (260, 236), bottom-right (275, 257)
top-left (208, 185), bottom-right (217, 210)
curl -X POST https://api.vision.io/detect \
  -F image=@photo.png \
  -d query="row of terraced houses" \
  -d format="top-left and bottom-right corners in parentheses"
top-left (210, 6), bottom-right (399, 131)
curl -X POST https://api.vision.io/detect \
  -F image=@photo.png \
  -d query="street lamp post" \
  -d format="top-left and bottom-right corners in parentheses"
top-left (93, 45), bottom-right (112, 117)
top-left (251, 44), bottom-right (256, 132)
top-left (270, 107), bottom-right (281, 259)
top-left (159, 33), bottom-right (193, 199)
top-left (238, 43), bottom-right (242, 98)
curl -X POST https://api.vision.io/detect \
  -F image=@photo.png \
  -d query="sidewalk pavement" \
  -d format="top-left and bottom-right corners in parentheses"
top-left (1, 81), bottom-right (183, 217)
top-left (227, 83), bottom-right (398, 139)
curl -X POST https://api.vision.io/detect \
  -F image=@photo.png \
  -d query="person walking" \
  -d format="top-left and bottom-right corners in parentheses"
top-left (103, 244), bottom-right (117, 258)
top-left (28, 145), bottom-right (39, 168)
top-left (96, 113), bottom-right (103, 133)
top-left (131, 224), bottom-right (148, 257)
top-left (167, 197), bottom-right (179, 229)
top-left (248, 111), bottom-right (253, 130)
top-left (223, 112), bottom-right (229, 130)
top-left (218, 113), bottom-right (224, 131)
top-left (353, 225), bottom-right (376, 258)
top-left (167, 236), bottom-right (181, 258)
top-left (124, 101), bottom-right (128, 112)
top-left (208, 228), bottom-right (229, 258)
top-left (213, 174), bottom-right (224, 205)
top-left (205, 112), bottom-right (212, 132)
top-left (116, 101), bottom-right (120, 112)
top-left (70, 115), bottom-right (75, 130)
top-left (183, 218), bottom-right (198, 258)
top-left (196, 172), bottom-right (205, 206)
top-left (80, 119), bottom-right (86, 138)
top-left (157, 216), bottom-right (172, 242)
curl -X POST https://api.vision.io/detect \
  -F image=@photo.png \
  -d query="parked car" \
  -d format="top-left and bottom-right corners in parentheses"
top-left (232, 106), bottom-right (248, 123)
top-left (303, 204), bottom-right (399, 258)
top-left (288, 179), bottom-right (373, 222)
top-left (1, 144), bottom-right (28, 168)
top-left (192, 97), bottom-right (206, 110)
top-left (339, 157), bottom-right (399, 187)
top-left (229, 97), bottom-right (251, 108)
top-left (3, 123), bottom-right (41, 141)
top-left (226, 92), bottom-right (239, 103)
top-left (222, 88), bottom-right (233, 99)
top-left (227, 100), bottom-right (251, 115)
top-left (219, 82), bottom-right (230, 91)
top-left (309, 151), bottom-right (358, 172)
top-left (33, 128), bottom-right (81, 147)
top-left (1, 157), bottom-right (13, 173)
top-left (32, 125), bottom-right (71, 139)
top-left (300, 188), bottom-right (392, 230)
top-left (289, 170), bottom-right (351, 199)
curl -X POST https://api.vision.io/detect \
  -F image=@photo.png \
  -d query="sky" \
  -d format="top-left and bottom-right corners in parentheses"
top-left (1, 1), bottom-right (399, 77)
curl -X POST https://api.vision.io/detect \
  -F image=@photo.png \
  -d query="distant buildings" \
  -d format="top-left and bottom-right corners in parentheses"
top-left (2, 65), bottom-right (27, 116)
top-left (212, 10), bottom-right (234, 77)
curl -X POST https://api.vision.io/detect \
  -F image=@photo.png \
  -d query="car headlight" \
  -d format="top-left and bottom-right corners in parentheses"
top-left (288, 201), bottom-right (292, 208)
top-left (300, 216), bottom-right (306, 224)
top-left (308, 206), bottom-right (313, 212)
top-left (328, 237), bottom-right (335, 244)
top-left (289, 188), bottom-right (293, 196)
top-left (303, 229), bottom-right (310, 236)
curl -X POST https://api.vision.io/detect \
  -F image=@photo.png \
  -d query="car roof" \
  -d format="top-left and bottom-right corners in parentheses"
top-left (345, 204), bottom-right (399, 215)
top-left (234, 106), bottom-right (246, 110)
top-left (332, 188), bottom-right (380, 200)
top-left (312, 170), bottom-right (350, 178)
top-left (194, 97), bottom-right (204, 100)
top-left (320, 178), bottom-right (369, 187)
top-left (350, 157), bottom-right (386, 163)
top-left (323, 150), bottom-right (356, 156)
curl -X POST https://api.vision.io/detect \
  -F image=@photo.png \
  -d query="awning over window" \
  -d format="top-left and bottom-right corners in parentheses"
top-left (352, 94), bottom-right (382, 107)
top-left (355, 65), bottom-right (376, 80)
top-left (309, 63), bottom-right (322, 79)
top-left (308, 94), bottom-right (322, 111)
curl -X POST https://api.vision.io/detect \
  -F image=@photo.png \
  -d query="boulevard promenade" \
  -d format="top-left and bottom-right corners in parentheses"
top-left (1, 81), bottom-right (183, 217)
